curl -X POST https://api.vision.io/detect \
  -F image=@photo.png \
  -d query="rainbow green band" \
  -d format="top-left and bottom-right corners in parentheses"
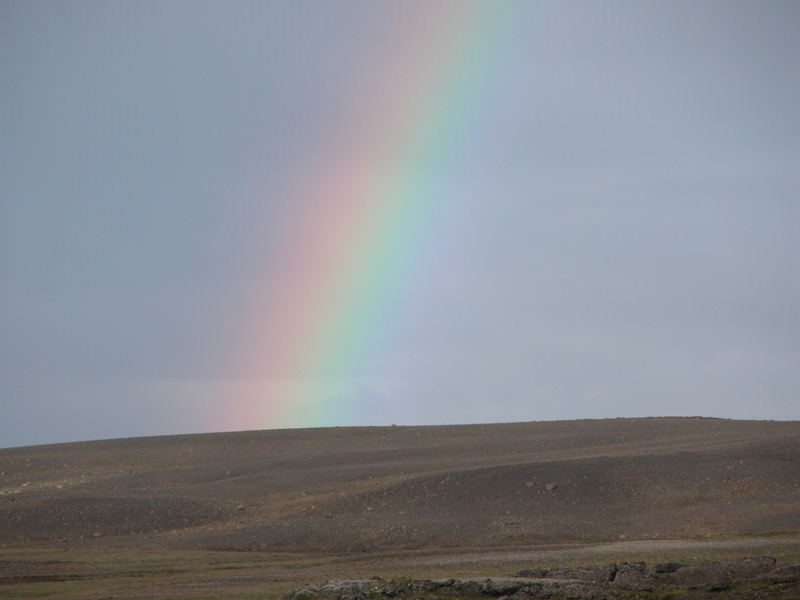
top-left (246, 1), bottom-right (525, 428)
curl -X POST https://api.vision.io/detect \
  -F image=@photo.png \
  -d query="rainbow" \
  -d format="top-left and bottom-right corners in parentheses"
top-left (241, 1), bottom-right (523, 429)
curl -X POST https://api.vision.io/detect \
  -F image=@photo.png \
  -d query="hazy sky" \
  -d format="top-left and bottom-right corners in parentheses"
top-left (3, 1), bottom-right (799, 448)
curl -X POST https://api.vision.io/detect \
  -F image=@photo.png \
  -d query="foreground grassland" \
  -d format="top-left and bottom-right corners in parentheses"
top-left (3, 536), bottom-right (800, 600)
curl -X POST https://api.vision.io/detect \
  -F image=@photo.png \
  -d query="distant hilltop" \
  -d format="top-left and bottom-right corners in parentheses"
top-left (1, 417), bottom-right (799, 551)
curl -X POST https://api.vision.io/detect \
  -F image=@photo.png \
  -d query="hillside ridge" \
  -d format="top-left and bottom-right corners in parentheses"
top-left (1, 417), bottom-right (798, 551)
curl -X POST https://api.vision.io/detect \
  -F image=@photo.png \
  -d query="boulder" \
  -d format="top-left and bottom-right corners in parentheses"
top-left (610, 562), bottom-right (650, 589)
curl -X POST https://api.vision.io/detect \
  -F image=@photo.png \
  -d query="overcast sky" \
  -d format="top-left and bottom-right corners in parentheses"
top-left (2, 1), bottom-right (799, 448)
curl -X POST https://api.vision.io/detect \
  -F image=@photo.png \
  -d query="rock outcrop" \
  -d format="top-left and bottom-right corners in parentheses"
top-left (520, 556), bottom-right (779, 591)
top-left (284, 557), bottom-right (800, 600)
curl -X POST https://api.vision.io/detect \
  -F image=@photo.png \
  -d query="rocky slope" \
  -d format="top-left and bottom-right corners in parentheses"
top-left (1, 417), bottom-right (799, 551)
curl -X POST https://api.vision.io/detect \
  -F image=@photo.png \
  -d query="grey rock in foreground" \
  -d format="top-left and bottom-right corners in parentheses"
top-left (284, 557), bottom-right (800, 600)
top-left (284, 578), bottom-right (590, 600)
top-left (522, 556), bottom-right (779, 590)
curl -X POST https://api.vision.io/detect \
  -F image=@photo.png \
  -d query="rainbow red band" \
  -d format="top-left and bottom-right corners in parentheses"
top-left (240, 1), bottom-right (523, 428)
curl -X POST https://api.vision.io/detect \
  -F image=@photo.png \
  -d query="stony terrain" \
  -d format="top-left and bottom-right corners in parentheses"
top-left (1, 417), bottom-right (800, 598)
top-left (1, 417), bottom-right (799, 552)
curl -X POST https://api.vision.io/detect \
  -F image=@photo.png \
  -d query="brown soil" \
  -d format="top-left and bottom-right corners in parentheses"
top-left (1, 417), bottom-right (799, 553)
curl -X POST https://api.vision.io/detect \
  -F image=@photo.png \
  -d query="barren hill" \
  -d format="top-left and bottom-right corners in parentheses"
top-left (1, 417), bottom-right (799, 552)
